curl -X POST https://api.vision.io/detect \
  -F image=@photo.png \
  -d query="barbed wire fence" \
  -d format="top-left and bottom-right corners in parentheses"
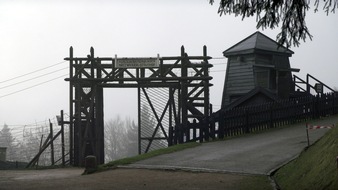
top-left (1, 114), bottom-right (71, 167)
top-left (2, 113), bottom-right (140, 167)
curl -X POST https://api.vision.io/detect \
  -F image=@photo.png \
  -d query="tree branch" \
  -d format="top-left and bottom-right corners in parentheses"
top-left (210, 0), bottom-right (337, 47)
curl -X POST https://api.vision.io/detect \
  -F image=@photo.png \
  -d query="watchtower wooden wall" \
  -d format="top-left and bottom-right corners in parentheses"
top-left (221, 32), bottom-right (299, 108)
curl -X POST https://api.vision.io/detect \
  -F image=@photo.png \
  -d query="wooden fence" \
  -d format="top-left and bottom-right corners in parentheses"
top-left (168, 92), bottom-right (338, 145)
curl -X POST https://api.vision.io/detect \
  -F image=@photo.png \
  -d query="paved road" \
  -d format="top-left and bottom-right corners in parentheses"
top-left (128, 115), bottom-right (338, 175)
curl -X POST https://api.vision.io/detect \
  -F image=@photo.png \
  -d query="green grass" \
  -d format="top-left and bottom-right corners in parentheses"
top-left (97, 142), bottom-right (201, 172)
top-left (274, 124), bottom-right (338, 190)
top-left (237, 175), bottom-right (273, 190)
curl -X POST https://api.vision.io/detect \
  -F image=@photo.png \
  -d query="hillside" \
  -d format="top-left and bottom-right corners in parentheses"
top-left (274, 124), bottom-right (338, 189)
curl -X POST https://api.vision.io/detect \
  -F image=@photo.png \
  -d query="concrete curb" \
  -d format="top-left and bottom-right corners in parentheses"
top-left (120, 164), bottom-right (265, 176)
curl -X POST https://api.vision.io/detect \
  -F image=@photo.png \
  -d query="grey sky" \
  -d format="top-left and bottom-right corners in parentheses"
top-left (0, 0), bottom-right (337, 126)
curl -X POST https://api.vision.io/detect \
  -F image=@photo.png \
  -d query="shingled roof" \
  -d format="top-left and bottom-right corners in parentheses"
top-left (223, 31), bottom-right (294, 56)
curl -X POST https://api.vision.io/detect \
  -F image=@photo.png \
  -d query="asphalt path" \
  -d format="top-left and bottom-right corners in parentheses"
top-left (128, 115), bottom-right (338, 175)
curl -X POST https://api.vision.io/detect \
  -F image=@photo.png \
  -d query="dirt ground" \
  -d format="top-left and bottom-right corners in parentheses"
top-left (0, 168), bottom-right (271, 190)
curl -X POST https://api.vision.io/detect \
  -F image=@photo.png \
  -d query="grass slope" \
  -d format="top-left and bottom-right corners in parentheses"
top-left (274, 125), bottom-right (338, 190)
top-left (99, 142), bottom-right (201, 171)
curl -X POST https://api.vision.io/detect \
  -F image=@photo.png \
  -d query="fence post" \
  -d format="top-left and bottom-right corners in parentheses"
top-left (204, 118), bottom-right (210, 142)
top-left (332, 92), bottom-right (336, 115)
top-left (179, 124), bottom-right (184, 143)
top-left (193, 119), bottom-right (197, 140)
top-left (186, 122), bottom-right (190, 142)
top-left (49, 120), bottom-right (55, 165)
top-left (199, 121), bottom-right (204, 143)
top-left (210, 116), bottom-right (215, 140)
top-left (306, 123), bottom-right (310, 147)
top-left (60, 110), bottom-right (65, 166)
top-left (218, 110), bottom-right (225, 139)
top-left (168, 126), bottom-right (173, 146)
top-left (312, 95), bottom-right (319, 119)
top-left (269, 103), bottom-right (274, 128)
top-left (174, 124), bottom-right (178, 145)
top-left (245, 109), bottom-right (250, 133)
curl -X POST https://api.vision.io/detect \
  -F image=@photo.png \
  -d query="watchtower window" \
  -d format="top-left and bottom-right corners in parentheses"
top-left (255, 69), bottom-right (269, 88)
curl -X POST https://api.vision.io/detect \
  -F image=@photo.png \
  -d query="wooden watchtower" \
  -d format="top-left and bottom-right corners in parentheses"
top-left (221, 32), bottom-right (300, 108)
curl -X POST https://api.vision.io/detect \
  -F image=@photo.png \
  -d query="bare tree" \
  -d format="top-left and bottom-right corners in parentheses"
top-left (209, 0), bottom-right (338, 47)
top-left (104, 115), bottom-right (128, 162)
top-left (124, 118), bottom-right (138, 157)
top-left (104, 115), bottom-right (140, 162)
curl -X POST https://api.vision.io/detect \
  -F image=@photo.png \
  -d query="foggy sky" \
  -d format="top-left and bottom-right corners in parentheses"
top-left (0, 0), bottom-right (337, 127)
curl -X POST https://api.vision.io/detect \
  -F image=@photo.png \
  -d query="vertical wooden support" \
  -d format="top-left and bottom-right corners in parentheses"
top-left (74, 82), bottom-right (81, 166)
top-left (49, 120), bottom-right (55, 165)
top-left (60, 110), bottom-right (65, 166)
top-left (306, 74), bottom-right (310, 93)
top-left (209, 104), bottom-right (215, 140)
top-left (94, 84), bottom-right (104, 164)
top-left (203, 46), bottom-right (210, 142)
top-left (203, 45), bottom-right (210, 119)
top-left (180, 46), bottom-right (187, 143)
top-left (69, 46), bottom-right (74, 165)
top-left (333, 92), bottom-right (336, 114)
top-left (193, 119), bottom-right (197, 140)
top-left (306, 123), bottom-right (310, 147)
top-left (138, 87), bottom-right (142, 154)
top-left (95, 57), bottom-right (105, 164)
top-left (218, 110), bottom-right (225, 139)
top-left (168, 126), bottom-right (173, 146)
top-left (168, 87), bottom-right (173, 146)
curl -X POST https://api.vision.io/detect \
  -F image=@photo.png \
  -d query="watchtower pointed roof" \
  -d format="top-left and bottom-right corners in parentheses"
top-left (223, 31), bottom-right (294, 57)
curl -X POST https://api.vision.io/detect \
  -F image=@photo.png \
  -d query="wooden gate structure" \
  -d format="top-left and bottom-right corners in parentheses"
top-left (64, 46), bottom-right (212, 166)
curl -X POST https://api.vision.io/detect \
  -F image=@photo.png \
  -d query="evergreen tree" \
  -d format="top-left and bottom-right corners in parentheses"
top-left (0, 124), bottom-right (17, 161)
top-left (210, 0), bottom-right (338, 47)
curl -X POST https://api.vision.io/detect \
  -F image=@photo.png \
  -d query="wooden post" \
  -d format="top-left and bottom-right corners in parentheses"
top-left (199, 121), bottom-right (203, 143)
top-left (209, 104), bottom-right (215, 140)
top-left (186, 123), bottom-right (190, 142)
top-left (174, 124), bottom-right (178, 145)
top-left (306, 74), bottom-right (310, 93)
top-left (245, 109), bottom-right (250, 134)
top-left (69, 46), bottom-right (74, 165)
top-left (203, 45), bottom-right (210, 123)
top-left (269, 103), bottom-right (274, 128)
top-left (169, 87), bottom-right (173, 145)
top-left (180, 46), bottom-right (187, 144)
top-left (168, 126), bottom-right (173, 146)
top-left (36, 135), bottom-right (44, 168)
top-left (60, 110), bottom-right (65, 166)
top-left (204, 118), bottom-right (209, 142)
top-left (306, 123), bottom-right (310, 147)
top-left (193, 119), bottom-right (197, 140)
top-left (218, 110), bottom-right (225, 139)
top-left (138, 87), bottom-right (141, 154)
top-left (49, 120), bottom-right (55, 165)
